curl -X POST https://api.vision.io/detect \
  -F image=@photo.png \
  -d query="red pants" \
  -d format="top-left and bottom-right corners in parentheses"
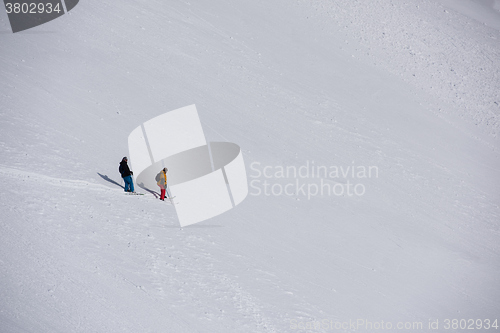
top-left (160, 188), bottom-right (166, 200)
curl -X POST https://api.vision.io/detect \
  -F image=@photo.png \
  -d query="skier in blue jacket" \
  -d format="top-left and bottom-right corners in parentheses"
top-left (119, 157), bottom-right (135, 192)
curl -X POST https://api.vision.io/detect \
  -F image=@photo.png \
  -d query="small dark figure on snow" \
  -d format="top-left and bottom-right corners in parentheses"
top-left (119, 157), bottom-right (135, 193)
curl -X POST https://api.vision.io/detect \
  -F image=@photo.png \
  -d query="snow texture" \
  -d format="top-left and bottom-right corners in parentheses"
top-left (0, 0), bottom-right (499, 332)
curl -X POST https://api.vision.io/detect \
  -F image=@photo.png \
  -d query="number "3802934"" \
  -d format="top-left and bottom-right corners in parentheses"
top-left (444, 319), bottom-right (498, 330)
top-left (5, 2), bottom-right (62, 14)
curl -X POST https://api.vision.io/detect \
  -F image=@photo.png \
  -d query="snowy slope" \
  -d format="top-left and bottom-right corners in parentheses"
top-left (1, 0), bottom-right (499, 332)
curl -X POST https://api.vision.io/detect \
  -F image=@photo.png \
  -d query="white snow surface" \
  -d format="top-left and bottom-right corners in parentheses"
top-left (0, 0), bottom-right (499, 332)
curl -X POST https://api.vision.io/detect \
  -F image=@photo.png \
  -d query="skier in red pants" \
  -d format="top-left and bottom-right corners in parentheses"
top-left (156, 168), bottom-right (168, 200)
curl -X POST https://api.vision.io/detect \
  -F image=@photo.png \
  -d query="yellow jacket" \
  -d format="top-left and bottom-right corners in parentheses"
top-left (157, 170), bottom-right (167, 189)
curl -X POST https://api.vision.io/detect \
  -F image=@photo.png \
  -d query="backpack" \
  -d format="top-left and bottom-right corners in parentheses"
top-left (155, 172), bottom-right (161, 182)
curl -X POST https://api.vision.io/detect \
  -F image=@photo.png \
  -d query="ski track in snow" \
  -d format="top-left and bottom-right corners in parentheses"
top-left (0, 165), bottom-right (308, 332)
top-left (0, 165), bottom-right (114, 191)
top-left (1, 0), bottom-right (500, 331)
